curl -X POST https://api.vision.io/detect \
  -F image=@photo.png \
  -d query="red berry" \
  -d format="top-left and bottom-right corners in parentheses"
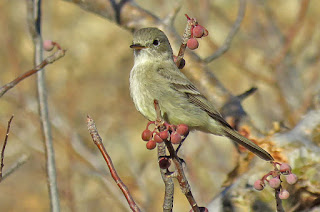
top-left (43, 40), bottom-right (54, 51)
top-left (170, 132), bottom-right (182, 144)
top-left (159, 131), bottom-right (169, 140)
top-left (176, 124), bottom-right (189, 136)
top-left (187, 38), bottom-right (199, 50)
top-left (253, 179), bottom-right (264, 191)
top-left (286, 174), bottom-right (298, 184)
top-left (154, 134), bottom-right (163, 143)
top-left (193, 25), bottom-right (204, 38)
top-left (280, 163), bottom-right (291, 173)
top-left (269, 177), bottom-right (281, 189)
top-left (146, 140), bottom-right (156, 150)
top-left (142, 129), bottom-right (152, 141)
top-left (279, 189), bottom-right (290, 199)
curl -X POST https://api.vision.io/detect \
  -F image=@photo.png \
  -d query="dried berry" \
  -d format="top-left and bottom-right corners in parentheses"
top-left (158, 157), bottom-right (171, 169)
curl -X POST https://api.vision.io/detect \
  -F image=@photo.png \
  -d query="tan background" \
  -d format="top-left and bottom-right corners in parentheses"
top-left (0, 0), bottom-right (319, 211)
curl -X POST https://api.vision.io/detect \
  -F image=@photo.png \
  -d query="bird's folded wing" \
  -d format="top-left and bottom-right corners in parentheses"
top-left (157, 67), bottom-right (232, 129)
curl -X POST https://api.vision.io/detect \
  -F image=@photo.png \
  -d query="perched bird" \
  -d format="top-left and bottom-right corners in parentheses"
top-left (129, 27), bottom-right (273, 161)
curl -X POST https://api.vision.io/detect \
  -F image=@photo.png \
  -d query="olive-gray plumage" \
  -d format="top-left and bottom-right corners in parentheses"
top-left (129, 27), bottom-right (273, 161)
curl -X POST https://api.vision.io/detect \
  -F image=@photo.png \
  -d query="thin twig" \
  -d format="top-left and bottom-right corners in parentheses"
top-left (204, 0), bottom-right (246, 63)
top-left (174, 15), bottom-right (196, 68)
top-left (86, 115), bottom-right (141, 212)
top-left (164, 140), bottom-right (200, 212)
top-left (26, 1), bottom-right (60, 211)
top-left (0, 115), bottom-right (14, 182)
top-left (2, 154), bottom-right (30, 181)
top-left (0, 47), bottom-right (65, 98)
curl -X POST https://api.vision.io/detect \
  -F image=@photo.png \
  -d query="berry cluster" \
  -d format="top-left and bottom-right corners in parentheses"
top-left (254, 162), bottom-right (298, 199)
top-left (185, 15), bottom-right (209, 50)
top-left (141, 121), bottom-right (189, 150)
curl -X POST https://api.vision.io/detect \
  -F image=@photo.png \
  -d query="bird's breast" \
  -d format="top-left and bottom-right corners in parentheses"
top-left (129, 64), bottom-right (158, 121)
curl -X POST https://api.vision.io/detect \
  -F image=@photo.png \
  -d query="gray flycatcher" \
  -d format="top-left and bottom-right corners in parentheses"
top-left (129, 27), bottom-right (273, 161)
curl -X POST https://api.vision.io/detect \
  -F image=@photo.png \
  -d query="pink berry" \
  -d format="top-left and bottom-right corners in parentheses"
top-left (269, 177), bottom-right (281, 189)
top-left (146, 140), bottom-right (156, 150)
top-left (176, 124), bottom-right (189, 137)
top-left (253, 179), bottom-right (264, 191)
top-left (43, 40), bottom-right (54, 51)
top-left (159, 131), bottom-right (169, 140)
top-left (142, 129), bottom-right (152, 141)
top-left (279, 189), bottom-right (290, 199)
top-left (154, 134), bottom-right (163, 143)
top-left (170, 132), bottom-right (182, 144)
top-left (187, 38), bottom-right (199, 50)
top-left (193, 25), bottom-right (205, 38)
top-left (286, 174), bottom-right (298, 184)
top-left (280, 163), bottom-right (292, 173)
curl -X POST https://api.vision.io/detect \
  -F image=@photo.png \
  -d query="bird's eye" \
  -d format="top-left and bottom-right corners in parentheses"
top-left (153, 39), bottom-right (160, 46)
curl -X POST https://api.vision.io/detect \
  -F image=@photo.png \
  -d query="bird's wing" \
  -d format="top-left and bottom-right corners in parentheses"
top-left (157, 67), bottom-right (233, 129)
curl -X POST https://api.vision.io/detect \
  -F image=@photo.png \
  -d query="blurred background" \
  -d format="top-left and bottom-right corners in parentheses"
top-left (0, 0), bottom-right (319, 211)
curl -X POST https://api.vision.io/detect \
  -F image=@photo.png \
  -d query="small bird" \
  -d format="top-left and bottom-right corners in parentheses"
top-left (129, 27), bottom-right (273, 161)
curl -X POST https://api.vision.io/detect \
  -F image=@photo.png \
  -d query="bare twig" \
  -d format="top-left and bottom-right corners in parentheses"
top-left (204, 0), bottom-right (246, 63)
top-left (2, 154), bottom-right (29, 181)
top-left (174, 15), bottom-right (196, 69)
top-left (0, 46), bottom-right (65, 98)
top-left (86, 115), bottom-right (141, 212)
top-left (163, 139), bottom-right (200, 212)
top-left (26, 1), bottom-right (60, 211)
top-left (0, 115), bottom-right (14, 182)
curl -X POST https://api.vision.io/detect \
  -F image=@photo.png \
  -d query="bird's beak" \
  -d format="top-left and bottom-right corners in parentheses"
top-left (130, 44), bottom-right (147, 50)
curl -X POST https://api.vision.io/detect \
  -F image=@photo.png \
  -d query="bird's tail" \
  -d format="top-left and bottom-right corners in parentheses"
top-left (223, 127), bottom-right (274, 161)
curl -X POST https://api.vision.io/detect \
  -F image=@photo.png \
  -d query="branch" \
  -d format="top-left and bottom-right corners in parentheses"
top-left (1, 154), bottom-right (30, 182)
top-left (157, 142), bottom-right (174, 212)
top-left (0, 115), bottom-right (14, 182)
top-left (26, 1), bottom-right (60, 211)
top-left (0, 44), bottom-right (65, 98)
top-left (86, 115), bottom-right (141, 212)
top-left (153, 100), bottom-right (200, 212)
top-left (204, 0), bottom-right (246, 63)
